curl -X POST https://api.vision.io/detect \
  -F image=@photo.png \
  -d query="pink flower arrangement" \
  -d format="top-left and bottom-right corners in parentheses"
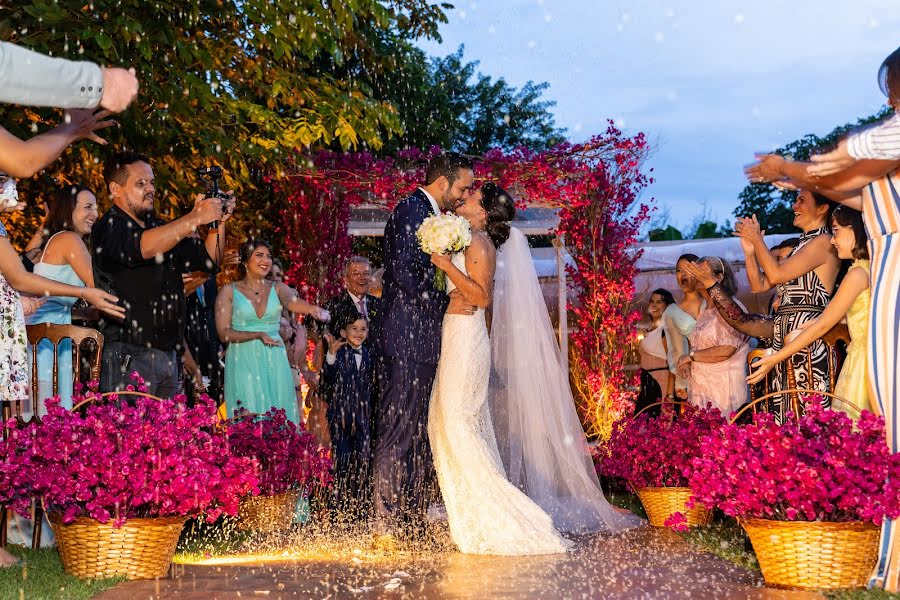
top-left (0, 381), bottom-right (259, 527)
top-left (687, 400), bottom-right (900, 524)
top-left (595, 404), bottom-right (725, 489)
top-left (227, 408), bottom-right (332, 497)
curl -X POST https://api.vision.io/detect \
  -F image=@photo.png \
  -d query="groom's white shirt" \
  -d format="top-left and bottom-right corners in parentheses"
top-left (419, 187), bottom-right (441, 215)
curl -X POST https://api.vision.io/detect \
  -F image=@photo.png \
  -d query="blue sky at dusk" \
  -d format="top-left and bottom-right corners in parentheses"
top-left (419, 0), bottom-right (900, 232)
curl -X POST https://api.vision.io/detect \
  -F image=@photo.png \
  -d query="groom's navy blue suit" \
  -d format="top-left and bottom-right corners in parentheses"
top-left (373, 188), bottom-right (449, 534)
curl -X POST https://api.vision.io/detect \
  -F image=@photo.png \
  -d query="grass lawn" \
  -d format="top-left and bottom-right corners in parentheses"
top-left (0, 545), bottom-right (122, 600)
top-left (607, 492), bottom-right (900, 600)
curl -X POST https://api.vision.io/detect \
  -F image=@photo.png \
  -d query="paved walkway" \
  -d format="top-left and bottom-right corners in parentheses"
top-left (95, 527), bottom-right (823, 600)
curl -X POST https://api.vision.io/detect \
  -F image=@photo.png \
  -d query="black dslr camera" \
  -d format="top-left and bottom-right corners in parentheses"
top-left (196, 166), bottom-right (235, 223)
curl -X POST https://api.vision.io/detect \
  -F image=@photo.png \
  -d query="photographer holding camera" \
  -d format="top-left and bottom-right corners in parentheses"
top-left (92, 152), bottom-right (234, 398)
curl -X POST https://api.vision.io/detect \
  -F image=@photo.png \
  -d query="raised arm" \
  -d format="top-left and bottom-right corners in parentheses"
top-left (746, 153), bottom-right (900, 204)
top-left (681, 261), bottom-right (775, 339)
top-left (0, 109), bottom-right (115, 178)
top-left (138, 195), bottom-right (223, 260)
top-left (737, 215), bottom-right (834, 286)
top-left (274, 282), bottom-right (328, 321)
top-left (748, 267), bottom-right (869, 384)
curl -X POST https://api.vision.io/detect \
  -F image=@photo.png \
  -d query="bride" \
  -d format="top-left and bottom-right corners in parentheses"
top-left (428, 183), bottom-right (639, 555)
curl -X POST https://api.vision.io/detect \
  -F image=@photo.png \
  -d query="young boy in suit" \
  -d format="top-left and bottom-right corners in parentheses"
top-left (322, 315), bottom-right (374, 521)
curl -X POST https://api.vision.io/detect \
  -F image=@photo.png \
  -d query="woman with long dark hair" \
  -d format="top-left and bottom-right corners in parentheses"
top-left (26, 184), bottom-right (98, 408)
top-left (215, 239), bottom-right (328, 421)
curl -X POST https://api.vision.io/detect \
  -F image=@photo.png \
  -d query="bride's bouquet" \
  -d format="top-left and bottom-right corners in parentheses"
top-left (417, 213), bottom-right (471, 291)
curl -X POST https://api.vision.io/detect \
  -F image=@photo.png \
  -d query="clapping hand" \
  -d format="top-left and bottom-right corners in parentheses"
top-left (808, 140), bottom-right (855, 177)
top-left (744, 153), bottom-right (786, 184)
top-left (734, 215), bottom-right (765, 244)
top-left (680, 261), bottom-right (718, 290)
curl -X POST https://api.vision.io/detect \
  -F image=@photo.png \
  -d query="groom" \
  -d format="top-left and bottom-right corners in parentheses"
top-left (373, 152), bottom-right (475, 539)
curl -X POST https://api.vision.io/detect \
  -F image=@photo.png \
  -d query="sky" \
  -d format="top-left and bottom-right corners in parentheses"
top-left (418, 0), bottom-right (900, 232)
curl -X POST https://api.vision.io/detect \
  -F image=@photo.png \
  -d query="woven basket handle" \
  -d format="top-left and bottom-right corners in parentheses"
top-left (71, 390), bottom-right (167, 412)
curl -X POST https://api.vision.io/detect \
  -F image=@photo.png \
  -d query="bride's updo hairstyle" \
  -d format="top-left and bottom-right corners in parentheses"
top-left (480, 182), bottom-right (516, 248)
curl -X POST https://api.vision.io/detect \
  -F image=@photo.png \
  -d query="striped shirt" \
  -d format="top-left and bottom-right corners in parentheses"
top-left (848, 112), bottom-right (900, 160)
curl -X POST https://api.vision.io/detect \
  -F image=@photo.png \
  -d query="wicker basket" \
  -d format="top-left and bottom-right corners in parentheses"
top-left (741, 518), bottom-right (880, 590)
top-left (48, 514), bottom-right (185, 580)
top-left (634, 486), bottom-right (711, 527)
top-left (238, 490), bottom-right (301, 532)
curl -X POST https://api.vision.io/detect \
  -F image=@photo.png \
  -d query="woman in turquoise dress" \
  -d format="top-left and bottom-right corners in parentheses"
top-left (216, 240), bottom-right (329, 422)
top-left (25, 185), bottom-right (98, 409)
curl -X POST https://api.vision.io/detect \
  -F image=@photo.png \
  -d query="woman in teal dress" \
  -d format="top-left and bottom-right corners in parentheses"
top-left (216, 240), bottom-right (329, 422)
top-left (26, 184), bottom-right (98, 409)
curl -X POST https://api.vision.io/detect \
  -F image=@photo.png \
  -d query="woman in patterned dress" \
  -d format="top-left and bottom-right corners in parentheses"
top-left (696, 191), bottom-right (840, 421)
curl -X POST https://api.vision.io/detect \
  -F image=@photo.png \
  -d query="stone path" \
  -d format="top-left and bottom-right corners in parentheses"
top-left (94, 527), bottom-right (824, 599)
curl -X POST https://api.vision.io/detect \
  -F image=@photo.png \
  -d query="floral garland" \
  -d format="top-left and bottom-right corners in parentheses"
top-left (277, 123), bottom-right (652, 434)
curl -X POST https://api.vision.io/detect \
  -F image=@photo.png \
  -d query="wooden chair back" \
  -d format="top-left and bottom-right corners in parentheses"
top-left (23, 323), bottom-right (104, 419)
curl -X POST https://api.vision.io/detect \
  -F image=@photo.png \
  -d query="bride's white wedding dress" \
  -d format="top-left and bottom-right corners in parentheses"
top-left (428, 252), bottom-right (572, 555)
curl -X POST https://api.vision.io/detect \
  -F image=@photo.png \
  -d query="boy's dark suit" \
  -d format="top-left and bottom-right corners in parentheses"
top-left (322, 343), bottom-right (374, 519)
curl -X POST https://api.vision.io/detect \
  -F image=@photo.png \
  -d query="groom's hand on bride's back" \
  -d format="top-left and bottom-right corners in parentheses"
top-left (446, 290), bottom-right (477, 316)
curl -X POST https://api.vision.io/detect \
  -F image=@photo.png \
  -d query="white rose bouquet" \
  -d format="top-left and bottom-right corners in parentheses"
top-left (416, 213), bottom-right (472, 291)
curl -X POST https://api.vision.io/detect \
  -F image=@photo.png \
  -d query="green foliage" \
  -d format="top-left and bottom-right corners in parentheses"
top-left (371, 45), bottom-right (567, 154)
top-left (0, 0), bottom-right (448, 246)
top-left (734, 108), bottom-right (892, 234)
top-left (649, 225), bottom-right (684, 241)
top-left (0, 545), bottom-right (122, 600)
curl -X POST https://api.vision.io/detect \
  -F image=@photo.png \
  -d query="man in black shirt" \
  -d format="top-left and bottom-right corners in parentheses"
top-left (92, 151), bottom-right (232, 398)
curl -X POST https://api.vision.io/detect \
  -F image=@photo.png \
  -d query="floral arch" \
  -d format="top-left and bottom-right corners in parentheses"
top-left (271, 123), bottom-right (653, 437)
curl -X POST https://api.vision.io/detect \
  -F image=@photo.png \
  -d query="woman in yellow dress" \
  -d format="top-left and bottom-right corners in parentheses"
top-left (748, 205), bottom-right (872, 418)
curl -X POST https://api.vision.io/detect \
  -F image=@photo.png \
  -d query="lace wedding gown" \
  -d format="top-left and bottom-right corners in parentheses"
top-left (428, 252), bottom-right (572, 555)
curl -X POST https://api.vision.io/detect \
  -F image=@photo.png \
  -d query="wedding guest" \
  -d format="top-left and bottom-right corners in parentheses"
top-left (321, 256), bottom-right (381, 339)
top-left (661, 254), bottom-right (705, 399)
top-left (635, 288), bottom-right (675, 416)
top-left (26, 184), bottom-right (99, 408)
top-left (183, 268), bottom-right (223, 404)
top-left (322, 315), bottom-right (374, 521)
top-left (730, 192), bottom-right (840, 418)
top-left (749, 207), bottom-right (872, 418)
top-left (676, 257), bottom-right (750, 417)
top-left (216, 239), bottom-right (329, 421)
top-left (92, 152), bottom-right (231, 398)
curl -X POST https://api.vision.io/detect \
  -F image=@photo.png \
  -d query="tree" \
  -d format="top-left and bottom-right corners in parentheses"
top-left (649, 226), bottom-right (683, 241)
top-left (367, 45), bottom-right (566, 154)
top-left (0, 0), bottom-right (448, 247)
top-left (733, 108), bottom-right (892, 233)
